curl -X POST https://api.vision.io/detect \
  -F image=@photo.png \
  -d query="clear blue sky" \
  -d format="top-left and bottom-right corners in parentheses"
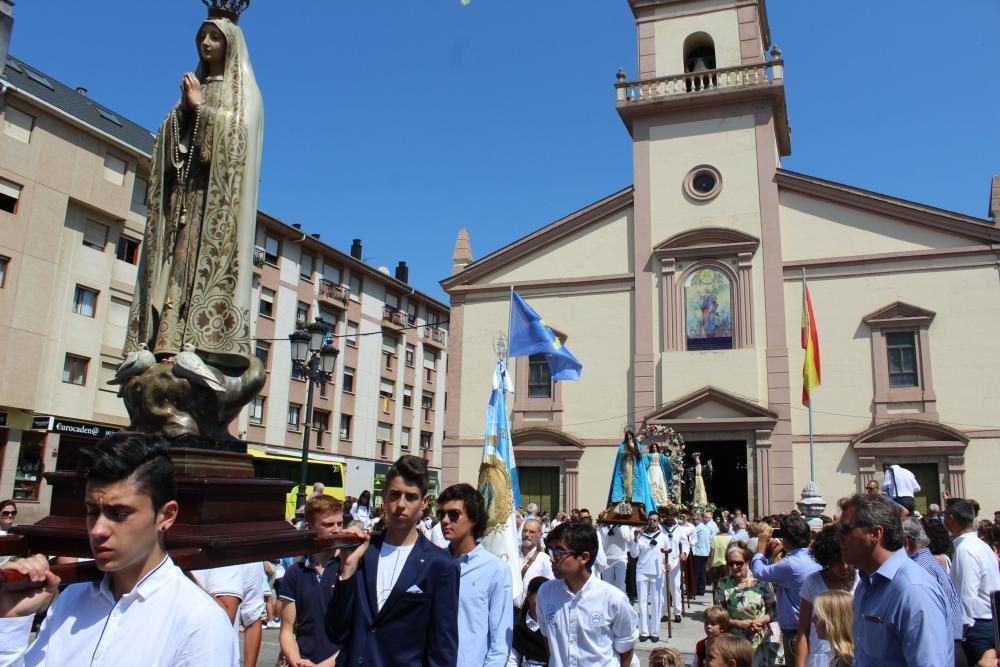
top-left (9, 1), bottom-right (999, 302)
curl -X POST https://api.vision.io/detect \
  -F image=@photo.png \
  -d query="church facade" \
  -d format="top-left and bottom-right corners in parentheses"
top-left (441, 0), bottom-right (1000, 517)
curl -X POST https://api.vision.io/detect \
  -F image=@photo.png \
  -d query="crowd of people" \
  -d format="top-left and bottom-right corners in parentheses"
top-left (0, 438), bottom-right (997, 667)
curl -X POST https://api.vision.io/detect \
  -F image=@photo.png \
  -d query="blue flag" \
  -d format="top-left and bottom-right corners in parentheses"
top-left (508, 291), bottom-right (582, 381)
top-left (478, 361), bottom-right (523, 601)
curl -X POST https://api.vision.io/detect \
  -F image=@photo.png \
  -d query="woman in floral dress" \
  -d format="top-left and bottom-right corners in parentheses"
top-left (713, 542), bottom-right (778, 667)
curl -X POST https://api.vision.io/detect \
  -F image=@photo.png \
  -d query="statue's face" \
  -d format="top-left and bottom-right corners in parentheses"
top-left (197, 23), bottom-right (227, 69)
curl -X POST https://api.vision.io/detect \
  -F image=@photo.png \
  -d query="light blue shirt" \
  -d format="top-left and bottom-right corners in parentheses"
top-left (750, 546), bottom-right (820, 630)
top-left (853, 549), bottom-right (953, 667)
top-left (693, 522), bottom-right (712, 557)
top-left (706, 520), bottom-right (719, 538)
top-left (456, 544), bottom-right (514, 667)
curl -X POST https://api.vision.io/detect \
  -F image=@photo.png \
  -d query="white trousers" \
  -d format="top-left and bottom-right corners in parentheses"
top-left (602, 559), bottom-right (627, 593)
top-left (662, 563), bottom-right (682, 614)
top-left (636, 573), bottom-right (663, 636)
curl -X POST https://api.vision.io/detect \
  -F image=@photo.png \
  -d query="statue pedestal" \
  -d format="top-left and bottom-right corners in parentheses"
top-left (7, 447), bottom-right (312, 567)
top-left (797, 481), bottom-right (827, 532)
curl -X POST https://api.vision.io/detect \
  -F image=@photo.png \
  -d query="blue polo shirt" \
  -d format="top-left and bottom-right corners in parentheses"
top-left (279, 557), bottom-right (342, 662)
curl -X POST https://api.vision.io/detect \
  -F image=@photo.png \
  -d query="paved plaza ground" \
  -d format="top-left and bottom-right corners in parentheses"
top-left (246, 591), bottom-right (712, 666)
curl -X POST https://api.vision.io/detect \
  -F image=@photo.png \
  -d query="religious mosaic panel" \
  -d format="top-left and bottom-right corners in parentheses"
top-left (684, 267), bottom-right (733, 350)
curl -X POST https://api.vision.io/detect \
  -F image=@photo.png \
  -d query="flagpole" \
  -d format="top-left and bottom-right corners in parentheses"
top-left (803, 268), bottom-right (815, 483)
top-left (504, 285), bottom-right (514, 369)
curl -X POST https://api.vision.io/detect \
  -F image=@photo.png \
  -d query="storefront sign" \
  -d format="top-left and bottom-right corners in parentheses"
top-left (31, 416), bottom-right (52, 431)
top-left (29, 416), bottom-right (117, 439)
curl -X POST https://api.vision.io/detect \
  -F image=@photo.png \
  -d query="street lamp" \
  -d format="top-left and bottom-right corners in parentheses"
top-left (288, 318), bottom-right (339, 513)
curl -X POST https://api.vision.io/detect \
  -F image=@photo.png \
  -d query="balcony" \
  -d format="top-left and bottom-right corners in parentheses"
top-left (382, 306), bottom-right (407, 328)
top-left (319, 280), bottom-right (349, 307)
top-left (253, 246), bottom-right (266, 269)
top-left (615, 58), bottom-right (790, 155)
top-left (422, 326), bottom-right (447, 349)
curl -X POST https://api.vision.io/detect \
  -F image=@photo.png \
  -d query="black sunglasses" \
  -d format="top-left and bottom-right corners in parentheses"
top-left (436, 509), bottom-right (462, 523)
top-left (0, 511), bottom-right (15, 518)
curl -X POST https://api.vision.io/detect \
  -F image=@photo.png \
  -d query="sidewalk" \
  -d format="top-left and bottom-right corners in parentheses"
top-left (633, 591), bottom-right (713, 665)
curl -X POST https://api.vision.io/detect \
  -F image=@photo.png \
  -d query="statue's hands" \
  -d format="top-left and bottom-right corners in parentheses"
top-left (181, 72), bottom-right (203, 110)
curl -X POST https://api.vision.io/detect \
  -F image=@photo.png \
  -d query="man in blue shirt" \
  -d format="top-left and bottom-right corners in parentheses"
top-left (839, 493), bottom-right (952, 667)
top-left (902, 516), bottom-right (966, 667)
top-left (439, 483), bottom-right (513, 667)
top-left (751, 514), bottom-right (820, 664)
top-left (692, 513), bottom-right (713, 596)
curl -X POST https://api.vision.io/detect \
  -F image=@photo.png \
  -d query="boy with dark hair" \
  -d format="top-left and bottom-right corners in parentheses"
top-left (0, 432), bottom-right (237, 665)
top-left (279, 495), bottom-right (345, 667)
top-left (535, 521), bottom-right (638, 666)
top-left (437, 483), bottom-right (513, 666)
top-left (327, 455), bottom-right (459, 666)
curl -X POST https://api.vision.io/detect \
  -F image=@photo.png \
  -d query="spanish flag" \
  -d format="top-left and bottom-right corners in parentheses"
top-left (801, 274), bottom-right (821, 406)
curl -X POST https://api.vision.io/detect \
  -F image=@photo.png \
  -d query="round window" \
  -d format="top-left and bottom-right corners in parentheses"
top-left (684, 165), bottom-right (722, 201)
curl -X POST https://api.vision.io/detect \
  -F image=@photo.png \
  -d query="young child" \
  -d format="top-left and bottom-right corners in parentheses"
top-left (813, 590), bottom-right (854, 667)
top-left (694, 606), bottom-right (730, 667)
top-left (704, 633), bottom-right (753, 667)
top-left (650, 646), bottom-right (684, 667)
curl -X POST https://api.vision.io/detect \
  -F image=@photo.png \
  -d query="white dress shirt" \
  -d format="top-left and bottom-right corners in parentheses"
top-left (517, 547), bottom-right (554, 607)
top-left (601, 525), bottom-right (633, 564)
top-left (880, 465), bottom-right (921, 497)
top-left (239, 561), bottom-right (267, 627)
top-left (674, 522), bottom-right (696, 553)
top-left (660, 524), bottom-right (690, 569)
top-left (192, 564), bottom-right (245, 631)
top-left (950, 532), bottom-right (1000, 626)
top-left (0, 556), bottom-right (237, 666)
top-left (627, 530), bottom-right (664, 578)
top-left (536, 574), bottom-right (639, 667)
top-left (592, 528), bottom-right (608, 575)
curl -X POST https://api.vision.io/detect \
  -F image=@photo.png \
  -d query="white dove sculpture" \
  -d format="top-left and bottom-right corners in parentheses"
top-left (108, 343), bottom-right (156, 390)
top-left (173, 344), bottom-right (226, 393)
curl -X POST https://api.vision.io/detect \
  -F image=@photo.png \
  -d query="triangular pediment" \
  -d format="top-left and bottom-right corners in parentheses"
top-left (645, 386), bottom-right (777, 427)
top-left (862, 301), bottom-right (936, 327)
top-left (653, 228), bottom-right (760, 260)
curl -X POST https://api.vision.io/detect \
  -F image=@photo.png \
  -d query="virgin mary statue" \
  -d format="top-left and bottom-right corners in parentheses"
top-left (124, 14), bottom-right (263, 372)
top-left (606, 431), bottom-right (657, 516)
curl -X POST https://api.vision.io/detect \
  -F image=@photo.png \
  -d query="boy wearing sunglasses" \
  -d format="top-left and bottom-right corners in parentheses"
top-left (438, 483), bottom-right (513, 667)
top-left (536, 521), bottom-right (639, 667)
top-left (326, 455), bottom-right (459, 667)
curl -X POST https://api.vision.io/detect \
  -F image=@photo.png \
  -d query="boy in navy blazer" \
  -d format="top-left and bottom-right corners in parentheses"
top-left (327, 456), bottom-right (459, 667)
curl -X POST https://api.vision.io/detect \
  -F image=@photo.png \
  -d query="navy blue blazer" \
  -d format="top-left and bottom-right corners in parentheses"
top-left (327, 532), bottom-right (459, 667)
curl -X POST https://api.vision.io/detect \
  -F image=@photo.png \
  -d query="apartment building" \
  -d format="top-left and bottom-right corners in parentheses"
top-left (0, 35), bottom-right (448, 522)
top-left (247, 215), bottom-right (449, 500)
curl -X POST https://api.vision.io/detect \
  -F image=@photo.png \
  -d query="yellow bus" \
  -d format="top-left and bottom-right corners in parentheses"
top-left (248, 450), bottom-right (346, 520)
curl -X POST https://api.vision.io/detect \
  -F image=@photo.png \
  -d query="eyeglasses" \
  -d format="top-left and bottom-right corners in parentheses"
top-left (728, 561), bottom-right (746, 568)
top-left (0, 511), bottom-right (15, 518)
top-left (436, 509), bottom-right (462, 523)
top-left (549, 547), bottom-right (580, 561)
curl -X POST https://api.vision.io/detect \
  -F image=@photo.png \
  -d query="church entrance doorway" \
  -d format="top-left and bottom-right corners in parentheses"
top-left (519, 466), bottom-right (561, 516)
top-left (685, 441), bottom-right (749, 514)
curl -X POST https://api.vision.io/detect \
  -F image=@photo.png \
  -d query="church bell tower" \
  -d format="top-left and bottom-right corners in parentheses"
top-left (620, 0), bottom-right (796, 512)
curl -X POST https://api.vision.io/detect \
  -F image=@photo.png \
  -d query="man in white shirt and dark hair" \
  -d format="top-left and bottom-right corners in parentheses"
top-left (880, 461), bottom-right (921, 514)
top-left (659, 510), bottom-right (689, 625)
top-left (599, 522), bottom-right (633, 595)
top-left (945, 498), bottom-right (1000, 667)
top-left (0, 432), bottom-right (237, 666)
top-left (628, 511), bottom-right (665, 643)
top-left (537, 520), bottom-right (639, 667)
top-left (518, 517), bottom-right (553, 608)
